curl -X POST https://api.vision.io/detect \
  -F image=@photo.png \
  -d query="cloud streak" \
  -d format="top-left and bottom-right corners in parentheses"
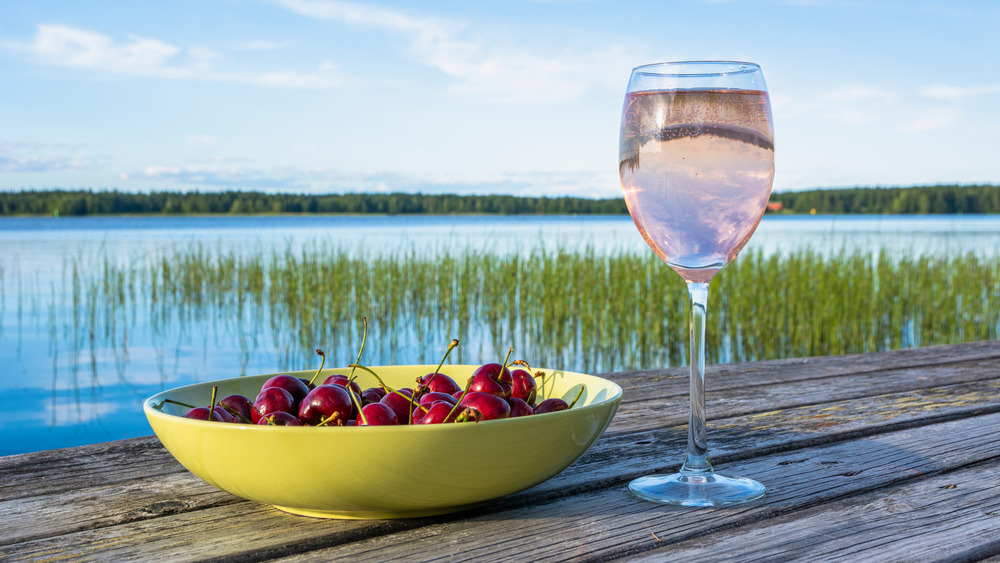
top-left (275, 0), bottom-right (626, 103)
top-left (921, 83), bottom-right (1000, 101)
top-left (11, 24), bottom-right (345, 88)
top-left (0, 142), bottom-right (94, 173)
top-left (121, 160), bottom-right (616, 197)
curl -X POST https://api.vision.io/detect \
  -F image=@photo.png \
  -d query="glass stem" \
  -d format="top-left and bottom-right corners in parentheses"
top-left (682, 281), bottom-right (713, 474)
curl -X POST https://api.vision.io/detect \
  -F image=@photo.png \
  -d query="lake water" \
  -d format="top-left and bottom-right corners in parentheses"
top-left (2, 213), bottom-right (999, 456)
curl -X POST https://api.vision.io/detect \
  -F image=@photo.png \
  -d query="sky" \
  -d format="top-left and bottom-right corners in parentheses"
top-left (1, 0), bottom-right (998, 199)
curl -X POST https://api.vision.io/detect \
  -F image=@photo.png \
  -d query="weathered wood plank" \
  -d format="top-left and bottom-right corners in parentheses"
top-left (3, 378), bottom-right (998, 548)
top-left (263, 412), bottom-right (1000, 563)
top-left (610, 339), bottom-right (1000, 400)
top-left (3, 411), bottom-right (998, 562)
top-left (622, 464), bottom-right (1000, 562)
top-left (607, 356), bottom-right (1000, 437)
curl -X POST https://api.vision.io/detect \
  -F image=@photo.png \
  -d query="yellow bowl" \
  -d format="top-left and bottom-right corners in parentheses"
top-left (144, 365), bottom-right (621, 519)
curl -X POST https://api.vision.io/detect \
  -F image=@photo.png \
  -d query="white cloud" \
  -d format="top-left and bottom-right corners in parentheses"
top-left (904, 107), bottom-right (958, 132)
top-left (12, 24), bottom-right (345, 88)
top-left (30, 24), bottom-right (186, 77)
top-left (120, 160), bottom-right (615, 197)
top-left (0, 142), bottom-right (94, 173)
top-left (274, 0), bottom-right (626, 103)
top-left (921, 83), bottom-right (1000, 101)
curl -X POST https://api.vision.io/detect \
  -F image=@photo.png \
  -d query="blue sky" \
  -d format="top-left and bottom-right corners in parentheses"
top-left (1, 0), bottom-right (998, 198)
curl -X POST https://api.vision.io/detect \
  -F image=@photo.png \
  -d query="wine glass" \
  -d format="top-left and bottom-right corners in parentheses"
top-left (619, 61), bottom-right (774, 506)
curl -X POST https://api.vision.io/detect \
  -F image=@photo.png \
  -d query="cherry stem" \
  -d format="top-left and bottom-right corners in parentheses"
top-left (348, 364), bottom-right (418, 407)
top-left (423, 339), bottom-right (459, 389)
top-left (568, 384), bottom-right (586, 409)
top-left (317, 411), bottom-right (342, 427)
top-left (219, 403), bottom-right (253, 423)
top-left (208, 386), bottom-right (218, 413)
top-left (347, 317), bottom-right (368, 384)
top-left (307, 348), bottom-right (326, 386)
top-left (349, 385), bottom-right (368, 426)
top-left (157, 399), bottom-right (197, 410)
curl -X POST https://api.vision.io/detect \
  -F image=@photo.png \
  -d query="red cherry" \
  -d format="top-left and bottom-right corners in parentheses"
top-left (380, 388), bottom-right (415, 424)
top-left (361, 387), bottom-right (387, 405)
top-left (467, 363), bottom-right (513, 399)
top-left (356, 403), bottom-right (399, 426)
top-left (510, 369), bottom-right (537, 405)
top-left (298, 384), bottom-right (353, 426)
top-left (507, 397), bottom-right (534, 418)
top-left (416, 372), bottom-right (462, 395)
top-left (458, 391), bottom-right (510, 421)
top-left (183, 406), bottom-right (226, 421)
top-left (218, 394), bottom-right (253, 422)
top-left (323, 374), bottom-right (363, 397)
top-left (213, 405), bottom-right (237, 423)
top-left (418, 391), bottom-right (458, 407)
top-left (257, 412), bottom-right (302, 426)
top-left (252, 387), bottom-right (296, 423)
top-left (534, 398), bottom-right (569, 414)
top-left (417, 401), bottom-right (459, 424)
top-left (261, 374), bottom-right (310, 405)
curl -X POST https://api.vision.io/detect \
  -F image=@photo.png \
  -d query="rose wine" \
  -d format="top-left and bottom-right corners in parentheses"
top-left (619, 89), bottom-right (774, 283)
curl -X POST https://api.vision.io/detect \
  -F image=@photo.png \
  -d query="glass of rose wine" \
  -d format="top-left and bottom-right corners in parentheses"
top-left (619, 61), bottom-right (774, 506)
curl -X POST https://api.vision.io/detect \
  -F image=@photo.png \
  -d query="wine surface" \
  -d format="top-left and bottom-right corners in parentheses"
top-left (619, 89), bottom-right (774, 283)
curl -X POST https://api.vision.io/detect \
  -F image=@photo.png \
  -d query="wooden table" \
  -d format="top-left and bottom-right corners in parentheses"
top-left (3, 341), bottom-right (1000, 562)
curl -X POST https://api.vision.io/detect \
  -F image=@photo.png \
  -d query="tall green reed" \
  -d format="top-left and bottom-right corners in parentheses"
top-left (13, 244), bottom-right (1000, 377)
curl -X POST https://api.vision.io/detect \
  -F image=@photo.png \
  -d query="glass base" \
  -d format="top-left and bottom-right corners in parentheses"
top-left (629, 471), bottom-right (765, 507)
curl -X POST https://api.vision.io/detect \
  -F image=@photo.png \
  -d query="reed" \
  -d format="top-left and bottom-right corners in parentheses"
top-left (9, 244), bottom-right (1000, 376)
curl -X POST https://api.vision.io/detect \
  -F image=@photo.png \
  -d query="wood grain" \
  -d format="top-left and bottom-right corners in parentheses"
top-left (0, 341), bottom-right (997, 562)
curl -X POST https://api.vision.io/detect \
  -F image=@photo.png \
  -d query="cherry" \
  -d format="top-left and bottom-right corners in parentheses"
top-left (261, 374), bottom-right (310, 406)
top-left (467, 363), bottom-right (513, 399)
top-left (355, 402), bottom-right (399, 426)
top-left (414, 339), bottom-right (461, 397)
top-left (258, 412), bottom-right (302, 426)
top-left (507, 397), bottom-right (534, 418)
top-left (213, 405), bottom-right (238, 423)
top-left (184, 406), bottom-right (226, 421)
top-left (298, 384), bottom-right (353, 426)
top-left (418, 391), bottom-right (458, 407)
top-left (361, 387), bottom-right (386, 405)
top-left (380, 388), bottom-right (415, 424)
top-left (534, 398), bottom-right (569, 414)
top-left (323, 374), bottom-right (363, 398)
top-left (458, 391), bottom-right (510, 422)
top-left (417, 401), bottom-right (459, 424)
top-left (218, 394), bottom-right (253, 422)
top-left (510, 368), bottom-right (537, 405)
top-left (253, 387), bottom-right (296, 423)
top-left (415, 372), bottom-right (462, 396)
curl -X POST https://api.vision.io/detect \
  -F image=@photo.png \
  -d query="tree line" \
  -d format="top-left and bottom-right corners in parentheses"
top-left (0, 190), bottom-right (628, 216)
top-left (770, 184), bottom-right (1000, 214)
top-left (0, 184), bottom-right (998, 216)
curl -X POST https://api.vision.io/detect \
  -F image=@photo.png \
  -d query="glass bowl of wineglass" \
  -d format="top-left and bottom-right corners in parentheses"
top-left (619, 61), bottom-right (774, 506)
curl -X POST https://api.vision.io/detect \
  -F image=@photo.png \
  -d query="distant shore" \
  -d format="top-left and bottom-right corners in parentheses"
top-left (1, 184), bottom-right (998, 217)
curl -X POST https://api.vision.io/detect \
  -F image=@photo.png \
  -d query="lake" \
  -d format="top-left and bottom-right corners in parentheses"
top-left (2, 213), bottom-right (999, 456)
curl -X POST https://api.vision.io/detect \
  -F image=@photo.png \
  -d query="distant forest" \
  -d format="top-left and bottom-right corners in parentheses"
top-left (0, 184), bottom-right (998, 216)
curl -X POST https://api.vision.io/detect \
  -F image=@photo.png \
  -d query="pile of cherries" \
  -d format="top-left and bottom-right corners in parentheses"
top-left (175, 342), bottom-right (580, 427)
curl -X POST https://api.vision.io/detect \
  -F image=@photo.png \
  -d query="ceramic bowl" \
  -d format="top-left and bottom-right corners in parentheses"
top-left (144, 364), bottom-right (621, 519)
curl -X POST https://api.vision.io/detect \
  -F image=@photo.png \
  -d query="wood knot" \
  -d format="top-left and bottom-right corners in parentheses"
top-left (142, 500), bottom-right (188, 515)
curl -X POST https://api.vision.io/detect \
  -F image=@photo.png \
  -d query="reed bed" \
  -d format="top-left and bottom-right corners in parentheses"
top-left (5, 244), bottom-right (1000, 376)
